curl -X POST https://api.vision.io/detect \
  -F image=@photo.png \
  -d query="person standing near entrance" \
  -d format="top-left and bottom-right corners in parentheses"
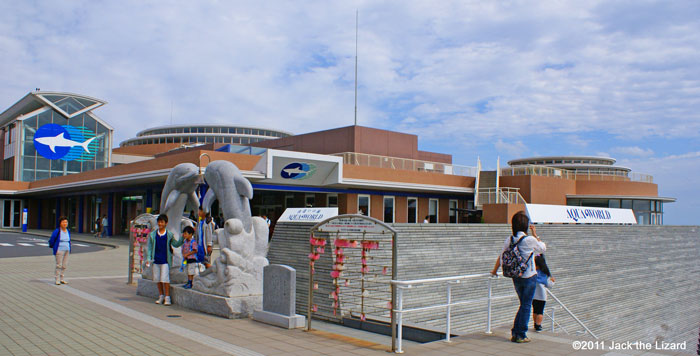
top-left (197, 208), bottom-right (214, 268)
top-left (101, 215), bottom-right (108, 238)
top-left (48, 216), bottom-right (71, 285)
top-left (491, 212), bottom-right (546, 343)
top-left (145, 214), bottom-right (184, 306)
top-left (94, 216), bottom-right (102, 238)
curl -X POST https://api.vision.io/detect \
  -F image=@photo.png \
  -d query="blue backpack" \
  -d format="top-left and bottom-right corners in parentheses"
top-left (501, 235), bottom-right (533, 278)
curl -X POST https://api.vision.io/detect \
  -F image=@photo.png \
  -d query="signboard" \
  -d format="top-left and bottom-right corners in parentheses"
top-left (316, 216), bottom-right (390, 233)
top-left (22, 208), bottom-right (27, 232)
top-left (277, 208), bottom-right (338, 223)
top-left (33, 123), bottom-right (100, 161)
top-left (253, 149), bottom-right (343, 186)
top-left (525, 203), bottom-right (637, 224)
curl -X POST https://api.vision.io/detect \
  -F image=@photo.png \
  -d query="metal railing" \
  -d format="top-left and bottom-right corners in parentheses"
top-left (335, 152), bottom-right (478, 177)
top-left (500, 165), bottom-right (653, 183)
top-left (545, 289), bottom-right (598, 339)
top-left (476, 187), bottom-right (527, 206)
top-left (390, 273), bottom-right (596, 353)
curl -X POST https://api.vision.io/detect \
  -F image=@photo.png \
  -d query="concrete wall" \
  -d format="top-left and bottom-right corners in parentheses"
top-left (268, 223), bottom-right (700, 347)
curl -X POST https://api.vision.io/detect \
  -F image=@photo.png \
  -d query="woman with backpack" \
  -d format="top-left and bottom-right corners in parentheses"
top-left (532, 254), bottom-right (555, 332)
top-left (491, 212), bottom-right (546, 343)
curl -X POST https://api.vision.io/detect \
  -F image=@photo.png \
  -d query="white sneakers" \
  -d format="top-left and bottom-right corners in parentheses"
top-left (155, 295), bottom-right (172, 305)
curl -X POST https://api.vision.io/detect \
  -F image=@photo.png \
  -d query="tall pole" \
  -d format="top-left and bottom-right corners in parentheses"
top-left (354, 10), bottom-right (358, 126)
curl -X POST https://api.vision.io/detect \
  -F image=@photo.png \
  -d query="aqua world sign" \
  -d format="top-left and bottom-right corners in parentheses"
top-left (33, 123), bottom-right (99, 161)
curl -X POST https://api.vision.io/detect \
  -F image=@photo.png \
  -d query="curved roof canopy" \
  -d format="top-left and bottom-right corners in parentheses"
top-left (0, 91), bottom-right (109, 128)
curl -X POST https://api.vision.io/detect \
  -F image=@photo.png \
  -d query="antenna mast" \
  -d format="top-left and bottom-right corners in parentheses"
top-left (354, 10), bottom-right (358, 126)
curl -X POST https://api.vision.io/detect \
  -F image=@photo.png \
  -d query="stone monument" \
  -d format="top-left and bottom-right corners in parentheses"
top-left (137, 160), bottom-right (269, 318)
top-left (253, 265), bottom-right (306, 329)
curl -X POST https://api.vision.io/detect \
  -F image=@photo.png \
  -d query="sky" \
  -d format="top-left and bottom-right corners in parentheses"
top-left (0, 1), bottom-right (698, 224)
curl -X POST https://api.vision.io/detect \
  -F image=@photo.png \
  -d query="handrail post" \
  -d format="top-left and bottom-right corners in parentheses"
top-left (550, 306), bottom-right (555, 332)
top-left (396, 287), bottom-right (404, 353)
top-left (486, 276), bottom-right (493, 334)
top-left (445, 282), bottom-right (452, 342)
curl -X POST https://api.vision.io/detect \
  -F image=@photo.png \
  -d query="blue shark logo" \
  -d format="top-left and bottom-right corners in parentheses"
top-left (33, 123), bottom-right (100, 161)
top-left (281, 162), bottom-right (317, 180)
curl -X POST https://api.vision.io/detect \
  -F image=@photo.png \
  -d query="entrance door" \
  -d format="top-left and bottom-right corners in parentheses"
top-left (2, 200), bottom-right (23, 228)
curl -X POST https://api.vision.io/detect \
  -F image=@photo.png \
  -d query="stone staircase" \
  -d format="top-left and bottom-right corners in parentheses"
top-left (268, 223), bottom-right (700, 348)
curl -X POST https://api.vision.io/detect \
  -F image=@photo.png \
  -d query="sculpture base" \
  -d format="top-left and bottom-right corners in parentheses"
top-left (137, 279), bottom-right (261, 319)
top-left (253, 310), bottom-right (306, 329)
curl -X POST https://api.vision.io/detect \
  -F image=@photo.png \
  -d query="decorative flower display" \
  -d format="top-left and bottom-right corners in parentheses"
top-left (131, 226), bottom-right (150, 273)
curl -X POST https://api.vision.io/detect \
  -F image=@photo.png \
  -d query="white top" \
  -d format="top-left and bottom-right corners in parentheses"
top-left (500, 231), bottom-right (546, 279)
top-left (534, 272), bottom-right (554, 301)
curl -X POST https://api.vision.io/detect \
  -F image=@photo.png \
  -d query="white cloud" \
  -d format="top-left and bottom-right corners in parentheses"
top-left (0, 1), bottom-right (699, 224)
top-left (611, 146), bottom-right (655, 157)
top-left (494, 139), bottom-right (527, 157)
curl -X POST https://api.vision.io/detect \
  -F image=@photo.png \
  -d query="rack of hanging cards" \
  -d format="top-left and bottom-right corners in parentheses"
top-left (128, 213), bottom-right (156, 285)
top-left (307, 214), bottom-right (398, 352)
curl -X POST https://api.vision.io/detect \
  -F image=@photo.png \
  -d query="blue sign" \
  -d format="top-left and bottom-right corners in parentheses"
top-left (280, 162), bottom-right (317, 180)
top-left (33, 124), bottom-right (99, 161)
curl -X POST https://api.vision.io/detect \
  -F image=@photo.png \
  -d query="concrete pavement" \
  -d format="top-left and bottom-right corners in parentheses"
top-left (0, 229), bottom-right (691, 356)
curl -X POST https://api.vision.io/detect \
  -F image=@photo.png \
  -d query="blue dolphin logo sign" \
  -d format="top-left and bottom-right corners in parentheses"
top-left (33, 123), bottom-right (99, 161)
top-left (280, 162), bottom-right (317, 180)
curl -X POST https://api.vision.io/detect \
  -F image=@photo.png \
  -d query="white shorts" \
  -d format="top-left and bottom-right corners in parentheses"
top-left (186, 262), bottom-right (200, 276)
top-left (152, 263), bottom-right (170, 283)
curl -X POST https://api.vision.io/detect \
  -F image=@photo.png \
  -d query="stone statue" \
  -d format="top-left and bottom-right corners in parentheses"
top-left (201, 160), bottom-right (253, 232)
top-left (194, 160), bottom-right (269, 297)
top-left (160, 163), bottom-right (199, 267)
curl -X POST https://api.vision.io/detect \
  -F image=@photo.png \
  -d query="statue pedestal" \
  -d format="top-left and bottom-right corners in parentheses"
top-left (137, 279), bottom-right (261, 319)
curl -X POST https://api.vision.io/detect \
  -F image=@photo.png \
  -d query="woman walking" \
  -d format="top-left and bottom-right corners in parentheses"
top-left (48, 216), bottom-right (71, 285)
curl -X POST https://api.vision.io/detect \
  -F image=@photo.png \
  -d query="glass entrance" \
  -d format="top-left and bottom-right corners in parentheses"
top-left (2, 199), bottom-right (23, 228)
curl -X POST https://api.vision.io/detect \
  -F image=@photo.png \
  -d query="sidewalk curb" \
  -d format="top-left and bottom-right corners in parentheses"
top-left (0, 229), bottom-right (122, 249)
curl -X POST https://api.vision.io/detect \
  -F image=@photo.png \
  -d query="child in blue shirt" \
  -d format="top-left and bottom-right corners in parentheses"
top-left (146, 214), bottom-right (184, 305)
top-left (532, 254), bottom-right (555, 332)
top-left (180, 226), bottom-right (197, 289)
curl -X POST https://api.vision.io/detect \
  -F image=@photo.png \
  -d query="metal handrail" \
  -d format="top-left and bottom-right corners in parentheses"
top-left (500, 164), bottom-right (653, 183)
top-left (390, 273), bottom-right (597, 353)
top-left (333, 152), bottom-right (478, 177)
top-left (546, 289), bottom-right (598, 339)
top-left (476, 187), bottom-right (527, 205)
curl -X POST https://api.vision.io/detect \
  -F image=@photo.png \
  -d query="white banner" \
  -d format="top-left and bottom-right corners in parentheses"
top-left (525, 203), bottom-right (637, 224)
top-left (277, 208), bottom-right (338, 223)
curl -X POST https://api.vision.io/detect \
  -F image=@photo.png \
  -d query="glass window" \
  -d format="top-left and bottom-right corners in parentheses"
top-left (407, 198), bottom-right (417, 223)
top-left (22, 156), bottom-right (35, 171)
top-left (621, 200), bottom-right (632, 209)
top-left (285, 194), bottom-right (295, 208)
top-left (383, 196), bottom-right (394, 223)
top-left (67, 160), bottom-right (81, 173)
top-left (22, 170), bottom-right (34, 181)
top-left (567, 199), bottom-right (581, 206)
top-left (358, 195), bottom-right (370, 216)
top-left (428, 199), bottom-right (438, 223)
top-left (609, 200), bottom-right (621, 209)
top-left (35, 167), bottom-right (49, 180)
top-left (633, 200), bottom-right (651, 211)
top-left (327, 195), bottom-right (338, 207)
top-left (305, 194), bottom-right (315, 207)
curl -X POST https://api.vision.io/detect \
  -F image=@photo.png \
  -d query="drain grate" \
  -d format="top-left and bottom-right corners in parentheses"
top-left (166, 315), bottom-right (182, 318)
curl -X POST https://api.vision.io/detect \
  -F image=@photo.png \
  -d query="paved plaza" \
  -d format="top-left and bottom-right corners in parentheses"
top-left (0, 230), bottom-right (691, 356)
